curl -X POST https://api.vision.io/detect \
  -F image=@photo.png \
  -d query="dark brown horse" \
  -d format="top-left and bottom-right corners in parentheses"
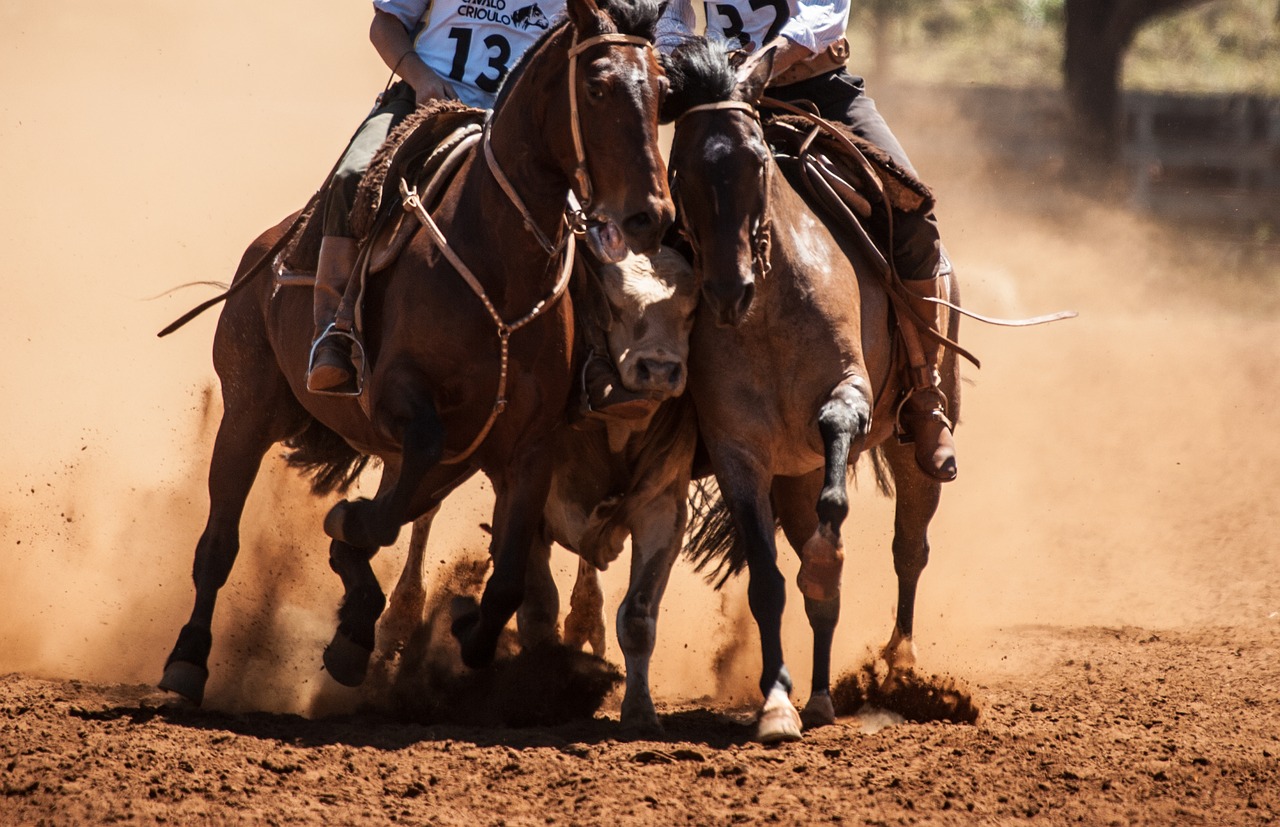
top-left (665, 41), bottom-right (961, 742)
top-left (159, 0), bottom-right (674, 706)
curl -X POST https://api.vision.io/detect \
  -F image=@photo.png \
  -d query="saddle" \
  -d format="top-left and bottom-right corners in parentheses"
top-left (277, 100), bottom-right (486, 282)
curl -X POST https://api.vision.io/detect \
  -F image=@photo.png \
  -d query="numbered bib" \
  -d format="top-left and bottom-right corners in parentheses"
top-left (702, 0), bottom-right (790, 51)
top-left (415, 0), bottom-right (564, 108)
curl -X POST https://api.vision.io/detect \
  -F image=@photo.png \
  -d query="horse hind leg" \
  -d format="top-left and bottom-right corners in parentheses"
top-left (366, 506), bottom-right (440, 692)
top-left (880, 442), bottom-right (943, 689)
top-left (160, 409), bottom-right (286, 705)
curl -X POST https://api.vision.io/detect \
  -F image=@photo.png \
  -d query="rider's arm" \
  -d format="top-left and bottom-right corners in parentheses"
top-left (369, 4), bottom-right (458, 103)
top-left (655, 0), bottom-right (698, 54)
top-left (767, 0), bottom-right (850, 78)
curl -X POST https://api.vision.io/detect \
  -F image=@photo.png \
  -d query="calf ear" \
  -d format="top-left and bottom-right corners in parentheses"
top-left (735, 46), bottom-right (775, 105)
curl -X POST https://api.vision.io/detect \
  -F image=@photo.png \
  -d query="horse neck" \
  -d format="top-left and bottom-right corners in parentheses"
top-left (481, 28), bottom-right (578, 260)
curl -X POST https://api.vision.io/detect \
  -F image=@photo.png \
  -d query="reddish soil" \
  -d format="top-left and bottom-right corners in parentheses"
top-left (4, 2), bottom-right (1279, 825)
top-left (3, 621), bottom-right (1278, 825)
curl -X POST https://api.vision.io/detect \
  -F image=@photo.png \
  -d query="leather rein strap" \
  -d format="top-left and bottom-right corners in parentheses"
top-left (567, 32), bottom-right (653, 207)
top-left (676, 101), bottom-right (774, 283)
top-left (395, 29), bottom-right (649, 466)
top-left (401, 179), bottom-right (576, 466)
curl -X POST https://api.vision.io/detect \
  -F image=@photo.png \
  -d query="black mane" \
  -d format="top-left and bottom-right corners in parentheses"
top-left (660, 37), bottom-right (736, 122)
top-left (493, 0), bottom-right (662, 111)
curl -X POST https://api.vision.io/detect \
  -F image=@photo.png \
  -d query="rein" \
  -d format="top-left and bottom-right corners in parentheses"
top-left (395, 27), bottom-right (653, 466)
top-left (566, 32), bottom-right (653, 207)
top-left (400, 180), bottom-right (576, 465)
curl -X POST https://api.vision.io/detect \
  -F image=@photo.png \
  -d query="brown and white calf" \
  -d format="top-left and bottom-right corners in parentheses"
top-left (380, 246), bottom-right (700, 732)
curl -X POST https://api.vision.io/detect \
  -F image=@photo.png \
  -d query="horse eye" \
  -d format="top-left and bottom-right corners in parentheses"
top-left (586, 79), bottom-right (607, 101)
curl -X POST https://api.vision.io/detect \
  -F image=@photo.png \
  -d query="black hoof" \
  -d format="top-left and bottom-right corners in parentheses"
top-left (324, 500), bottom-right (401, 548)
top-left (323, 630), bottom-right (373, 687)
top-left (158, 660), bottom-right (208, 706)
top-left (449, 596), bottom-right (495, 669)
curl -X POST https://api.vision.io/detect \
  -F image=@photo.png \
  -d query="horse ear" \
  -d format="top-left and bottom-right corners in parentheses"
top-left (735, 46), bottom-right (775, 106)
top-left (566, 0), bottom-right (605, 36)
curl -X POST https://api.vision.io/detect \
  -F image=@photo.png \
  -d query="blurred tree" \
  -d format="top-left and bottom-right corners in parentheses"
top-left (1064, 0), bottom-right (1213, 156)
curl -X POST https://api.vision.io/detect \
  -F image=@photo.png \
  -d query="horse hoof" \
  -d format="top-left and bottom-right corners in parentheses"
top-left (449, 597), bottom-right (495, 669)
top-left (620, 698), bottom-right (663, 737)
top-left (756, 687), bottom-right (803, 744)
top-left (158, 660), bottom-right (208, 706)
top-left (324, 501), bottom-right (354, 543)
top-left (797, 528), bottom-right (843, 602)
top-left (800, 691), bottom-right (836, 730)
top-left (323, 631), bottom-right (372, 687)
top-left (324, 500), bottom-right (400, 548)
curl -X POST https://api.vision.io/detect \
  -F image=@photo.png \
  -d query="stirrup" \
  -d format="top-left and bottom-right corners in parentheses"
top-left (893, 385), bottom-right (952, 445)
top-left (306, 322), bottom-right (366, 397)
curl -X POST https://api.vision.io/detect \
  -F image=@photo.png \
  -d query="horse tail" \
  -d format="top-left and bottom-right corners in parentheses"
top-left (684, 479), bottom-right (753, 590)
top-left (862, 447), bottom-right (895, 498)
top-left (282, 419), bottom-right (373, 496)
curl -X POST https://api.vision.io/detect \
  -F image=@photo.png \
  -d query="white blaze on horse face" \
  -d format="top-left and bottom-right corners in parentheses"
top-left (602, 247), bottom-right (698, 398)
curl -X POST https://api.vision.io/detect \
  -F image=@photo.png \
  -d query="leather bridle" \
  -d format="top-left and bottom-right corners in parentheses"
top-left (672, 100), bottom-right (773, 285)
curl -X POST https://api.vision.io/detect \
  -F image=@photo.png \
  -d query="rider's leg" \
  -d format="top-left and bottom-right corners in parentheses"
top-left (307, 83), bottom-right (415, 394)
top-left (771, 71), bottom-right (957, 480)
top-left (307, 235), bottom-right (361, 393)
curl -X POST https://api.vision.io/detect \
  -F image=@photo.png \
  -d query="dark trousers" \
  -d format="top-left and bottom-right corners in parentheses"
top-left (770, 69), bottom-right (945, 281)
top-left (323, 81), bottom-right (419, 238)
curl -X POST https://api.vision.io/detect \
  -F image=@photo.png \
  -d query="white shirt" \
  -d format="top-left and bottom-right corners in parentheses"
top-left (655, 0), bottom-right (849, 55)
top-left (375, 0), bottom-right (566, 108)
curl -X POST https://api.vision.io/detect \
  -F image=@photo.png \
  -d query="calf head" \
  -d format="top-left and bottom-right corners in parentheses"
top-left (588, 245), bottom-right (699, 402)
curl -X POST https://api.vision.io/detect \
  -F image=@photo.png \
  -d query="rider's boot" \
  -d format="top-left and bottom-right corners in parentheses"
top-left (306, 236), bottom-right (360, 394)
top-left (896, 273), bottom-right (958, 482)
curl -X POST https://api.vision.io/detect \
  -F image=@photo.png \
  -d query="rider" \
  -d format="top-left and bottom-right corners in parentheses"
top-left (307, 0), bottom-right (563, 394)
top-left (656, 0), bottom-right (959, 482)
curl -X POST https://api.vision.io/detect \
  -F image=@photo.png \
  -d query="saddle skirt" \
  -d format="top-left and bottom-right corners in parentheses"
top-left (278, 100), bottom-right (486, 279)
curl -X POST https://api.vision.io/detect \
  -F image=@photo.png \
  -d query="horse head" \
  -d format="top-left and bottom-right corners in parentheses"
top-left (665, 40), bottom-right (773, 327)
top-left (499, 0), bottom-right (674, 261)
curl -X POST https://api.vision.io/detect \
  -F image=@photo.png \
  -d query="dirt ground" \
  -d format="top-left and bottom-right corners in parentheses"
top-left (3, 2), bottom-right (1279, 825)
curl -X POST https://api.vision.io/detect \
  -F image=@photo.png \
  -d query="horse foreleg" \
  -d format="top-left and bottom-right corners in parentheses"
top-left (323, 537), bottom-right (385, 687)
top-left (708, 442), bottom-right (799, 743)
top-left (324, 403), bottom-right (445, 549)
top-left (516, 525), bottom-right (560, 650)
top-left (796, 381), bottom-right (871, 603)
top-left (160, 414), bottom-right (277, 705)
top-left (452, 443), bottom-right (555, 669)
top-left (774, 471), bottom-right (839, 731)
top-left (614, 486), bottom-right (684, 734)
top-left (880, 443), bottom-right (943, 689)
top-left (563, 558), bottom-right (606, 656)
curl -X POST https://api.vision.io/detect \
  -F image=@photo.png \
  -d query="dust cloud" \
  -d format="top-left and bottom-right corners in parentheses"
top-left (2, 2), bottom-right (1276, 716)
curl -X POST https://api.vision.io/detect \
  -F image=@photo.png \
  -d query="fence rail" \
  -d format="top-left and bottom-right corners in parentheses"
top-left (883, 82), bottom-right (1279, 234)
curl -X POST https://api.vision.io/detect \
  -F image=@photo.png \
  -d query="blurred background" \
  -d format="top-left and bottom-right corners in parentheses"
top-left (1, 0), bottom-right (1276, 715)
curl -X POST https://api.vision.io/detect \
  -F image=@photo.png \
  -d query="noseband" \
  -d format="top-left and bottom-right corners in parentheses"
top-left (673, 101), bottom-right (773, 283)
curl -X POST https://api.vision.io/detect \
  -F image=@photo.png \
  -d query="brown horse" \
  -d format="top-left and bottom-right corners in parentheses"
top-left (665, 41), bottom-right (961, 742)
top-left (159, 0), bottom-right (674, 706)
